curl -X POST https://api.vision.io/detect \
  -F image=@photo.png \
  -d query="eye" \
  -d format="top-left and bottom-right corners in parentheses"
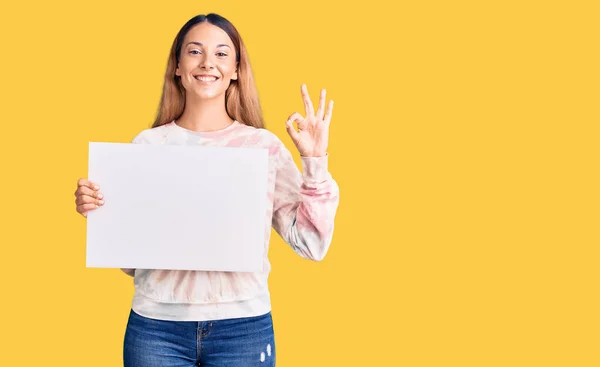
top-left (189, 49), bottom-right (201, 55)
top-left (216, 52), bottom-right (228, 57)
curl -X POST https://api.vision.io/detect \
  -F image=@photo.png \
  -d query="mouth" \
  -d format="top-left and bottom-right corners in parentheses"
top-left (193, 75), bottom-right (219, 83)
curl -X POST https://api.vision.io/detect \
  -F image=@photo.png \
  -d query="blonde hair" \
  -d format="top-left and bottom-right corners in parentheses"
top-left (152, 14), bottom-right (264, 129)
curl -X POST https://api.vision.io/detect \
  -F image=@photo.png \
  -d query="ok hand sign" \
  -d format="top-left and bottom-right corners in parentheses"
top-left (285, 84), bottom-right (334, 157)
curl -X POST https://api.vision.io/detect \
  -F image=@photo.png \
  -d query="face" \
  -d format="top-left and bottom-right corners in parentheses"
top-left (175, 22), bottom-right (238, 100)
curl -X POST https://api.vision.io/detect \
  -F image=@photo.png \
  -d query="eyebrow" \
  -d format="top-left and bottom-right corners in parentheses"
top-left (186, 42), bottom-right (231, 48)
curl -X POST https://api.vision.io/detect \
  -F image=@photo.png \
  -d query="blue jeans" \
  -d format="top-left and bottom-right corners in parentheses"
top-left (124, 309), bottom-right (276, 366)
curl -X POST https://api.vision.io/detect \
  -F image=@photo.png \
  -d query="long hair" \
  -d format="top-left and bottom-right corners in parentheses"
top-left (152, 13), bottom-right (264, 129)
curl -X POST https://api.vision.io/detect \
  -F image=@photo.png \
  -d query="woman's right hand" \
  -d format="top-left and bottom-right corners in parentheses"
top-left (74, 178), bottom-right (104, 217)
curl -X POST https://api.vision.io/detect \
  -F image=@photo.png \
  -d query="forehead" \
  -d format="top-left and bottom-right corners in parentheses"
top-left (183, 22), bottom-right (233, 47)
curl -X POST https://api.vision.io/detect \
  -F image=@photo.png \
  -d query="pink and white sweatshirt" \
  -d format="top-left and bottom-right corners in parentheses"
top-left (124, 120), bottom-right (340, 321)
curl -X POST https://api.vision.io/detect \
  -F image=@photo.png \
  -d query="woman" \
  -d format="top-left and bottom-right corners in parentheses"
top-left (74, 13), bottom-right (339, 367)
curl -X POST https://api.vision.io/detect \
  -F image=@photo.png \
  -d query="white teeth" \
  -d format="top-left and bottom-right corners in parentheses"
top-left (195, 76), bottom-right (217, 82)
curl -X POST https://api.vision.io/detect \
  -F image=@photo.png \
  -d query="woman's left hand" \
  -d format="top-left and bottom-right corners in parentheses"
top-left (285, 84), bottom-right (334, 157)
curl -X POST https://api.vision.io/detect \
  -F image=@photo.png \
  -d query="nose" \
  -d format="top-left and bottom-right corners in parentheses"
top-left (200, 53), bottom-right (215, 70)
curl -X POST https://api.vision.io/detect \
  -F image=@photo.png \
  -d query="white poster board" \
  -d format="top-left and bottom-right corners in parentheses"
top-left (85, 142), bottom-right (268, 272)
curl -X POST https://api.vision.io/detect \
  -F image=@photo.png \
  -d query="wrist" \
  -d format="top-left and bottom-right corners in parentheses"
top-left (300, 150), bottom-right (327, 158)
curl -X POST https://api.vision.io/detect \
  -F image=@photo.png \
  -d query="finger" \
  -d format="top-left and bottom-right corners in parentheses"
top-left (301, 84), bottom-right (314, 117)
top-left (76, 194), bottom-right (104, 206)
top-left (316, 89), bottom-right (326, 120)
top-left (287, 112), bottom-right (307, 131)
top-left (285, 119), bottom-right (301, 144)
top-left (77, 178), bottom-right (100, 191)
top-left (323, 100), bottom-right (334, 124)
top-left (75, 185), bottom-right (102, 199)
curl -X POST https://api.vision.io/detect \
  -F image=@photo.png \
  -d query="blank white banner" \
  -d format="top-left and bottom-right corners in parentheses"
top-left (86, 142), bottom-right (269, 272)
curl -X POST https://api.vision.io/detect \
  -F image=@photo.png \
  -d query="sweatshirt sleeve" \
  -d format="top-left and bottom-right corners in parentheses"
top-left (271, 143), bottom-right (340, 261)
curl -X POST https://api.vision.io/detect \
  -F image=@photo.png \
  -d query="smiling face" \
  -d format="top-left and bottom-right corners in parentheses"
top-left (175, 22), bottom-right (238, 100)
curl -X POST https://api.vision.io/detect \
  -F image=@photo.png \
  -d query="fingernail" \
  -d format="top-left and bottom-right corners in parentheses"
top-left (98, 193), bottom-right (103, 199)
top-left (98, 200), bottom-right (104, 205)
top-left (94, 185), bottom-right (100, 190)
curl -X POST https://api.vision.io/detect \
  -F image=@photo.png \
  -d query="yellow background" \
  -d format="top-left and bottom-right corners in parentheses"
top-left (1, 0), bottom-right (598, 366)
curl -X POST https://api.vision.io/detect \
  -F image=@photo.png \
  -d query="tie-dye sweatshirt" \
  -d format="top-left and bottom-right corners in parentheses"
top-left (122, 120), bottom-right (339, 321)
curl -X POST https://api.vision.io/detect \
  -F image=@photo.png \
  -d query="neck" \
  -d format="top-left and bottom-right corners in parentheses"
top-left (176, 93), bottom-right (234, 132)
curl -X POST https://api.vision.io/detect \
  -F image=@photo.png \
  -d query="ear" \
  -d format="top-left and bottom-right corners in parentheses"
top-left (175, 64), bottom-right (181, 77)
top-left (231, 62), bottom-right (238, 80)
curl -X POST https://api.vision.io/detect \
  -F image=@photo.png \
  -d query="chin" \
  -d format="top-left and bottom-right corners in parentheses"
top-left (193, 89), bottom-right (223, 100)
